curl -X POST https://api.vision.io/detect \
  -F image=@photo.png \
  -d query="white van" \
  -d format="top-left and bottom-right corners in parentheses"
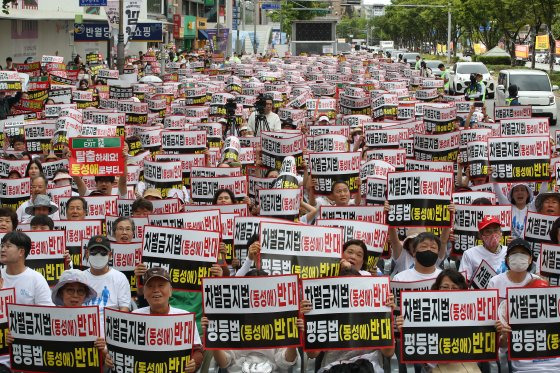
top-left (496, 69), bottom-right (559, 125)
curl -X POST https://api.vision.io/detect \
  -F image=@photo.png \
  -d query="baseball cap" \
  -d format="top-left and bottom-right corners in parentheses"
top-left (143, 188), bottom-right (163, 200)
top-left (87, 235), bottom-right (111, 252)
top-left (477, 216), bottom-right (502, 231)
top-left (507, 238), bottom-right (532, 256)
top-left (317, 115), bottom-right (330, 122)
top-left (143, 267), bottom-right (171, 285)
top-left (218, 118), bottom-right (227, 124)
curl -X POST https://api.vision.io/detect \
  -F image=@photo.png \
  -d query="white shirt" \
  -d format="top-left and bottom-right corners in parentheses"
top-left (487, 272), bottom-right (534, 300)
top-left (393, 267), bottom-right (442, 282)
top-left (1, 267), bottom-right (54, 306)
top-left (221, 349), bottom-right (298, 373)
top-left (459, 245), bottom-right (508, 281)
top-left (134, 306), bottom-right (202, 345)
top-left (247, 111), bottom-right (282, 135)
top-left (83, 268), bottom-right (131, 335)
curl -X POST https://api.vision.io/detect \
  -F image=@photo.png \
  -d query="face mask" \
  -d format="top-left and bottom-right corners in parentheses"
top-left (415, 250), bottom-right (438, 267)
top-left (482, 233), bottom-right (501, 250)
top-left (508, 253), bottom-right (530, 272)
top-left (89, 253), bottom-right (109, 270)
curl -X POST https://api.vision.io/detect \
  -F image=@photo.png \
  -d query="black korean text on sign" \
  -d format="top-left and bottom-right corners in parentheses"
top-left (202, 275), bottom-right (300, 349)
top-left (387, 171), bottom-right (453, 228)
top-left (8, 304), bottom-right (101, 373)
top-left (507, 287), bottom-right (560, 360)
top-left (105, 308), bottom-right (195, 373)
top-left (302, 276), bottom-right (393, 350)
top-left (142, 225), bottom-right (220, 291)
top-left (400, 290), bottom-right (498, 363)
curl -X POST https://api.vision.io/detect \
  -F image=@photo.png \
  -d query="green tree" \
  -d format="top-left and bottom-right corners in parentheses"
top-left (337, 15), bottom-right (368, 40)
top-left (268, 1), bottom-right (329, 37)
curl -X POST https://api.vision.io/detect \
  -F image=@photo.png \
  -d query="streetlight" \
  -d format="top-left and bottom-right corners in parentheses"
top-left (117, 0), bottom-right (125, 73)
top-left (253, 0), bottom-right (258, 55)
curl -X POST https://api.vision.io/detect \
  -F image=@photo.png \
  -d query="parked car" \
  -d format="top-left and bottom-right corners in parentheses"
top-left (402, 52), bottom-right (421, 67)
top-left (535, 52), bottom-right (548, 64)
top-left (448, 62), bottom-right (496, 98)
top-left (424, 60), bottom-right (445, 77)
top-left (496, 69), bottom-right (558, 126)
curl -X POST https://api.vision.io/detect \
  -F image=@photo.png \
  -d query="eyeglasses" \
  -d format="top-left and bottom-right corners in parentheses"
top-left (63, 287), bottom-right (87, 296)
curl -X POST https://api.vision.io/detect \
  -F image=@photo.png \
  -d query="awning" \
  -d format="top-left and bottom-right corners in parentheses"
top-left (198, 30), bottom-right (209, 40)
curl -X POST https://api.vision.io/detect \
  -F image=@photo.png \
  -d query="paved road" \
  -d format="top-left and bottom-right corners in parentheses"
top-left (525, 62), bottom-right (560, 72)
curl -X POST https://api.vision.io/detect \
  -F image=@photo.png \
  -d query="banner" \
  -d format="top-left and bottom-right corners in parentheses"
top-left (8, 304), bottom-right (101, 373)
top-left (307, 134), bottom-right (347, 153)
top-left (260, 133), bottom-right (303, 170)
top-left (400, 290), bottom-right (498, 363)
top-left (260, 221), bottom-right (343, 278)
top-left (515, 44), bottom-right (529, 59)
top-left (452, 205), bottom-right (512, 256)
top-left (69, 137), bottom-right (124, 177)
top-left (387, 171), bottom-right (453, 228)
top-left (316, 219), bottom-right (388, 270)
top-left (258, 188), bottom-right (301, 221)
top-left (142, 225), bottom-right (220, 291)
top-left (309, 152), bottom-right (361, 194)
top-left (202, 275), bottom-right (300, 349)
top-left (524, 211), bottom-right (556, 260)
top-left (365, 148), bottom-right (407, 170)
top-left (302, 276), bottom-right (392, 350)
top-left (507, 287), bottom-right (560, 360)
top-left (73, 23), bottom-right (111, 42)
top-left (105, 309), bottom-right (195, 372)
top-left (488, 136), bottom-right (550, 182)
top-left (535, 35), bottom-right (550, 50)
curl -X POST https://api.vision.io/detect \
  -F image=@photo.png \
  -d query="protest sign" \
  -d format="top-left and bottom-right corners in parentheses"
top-left (307, 134), bottom-right (347, 152)
top-left (8, 304), bottom-right (101, 373)
top-left (470, 260), bottom-right (498, 289)
top-left (405, 159), bottom-right (454, 172)
top-left (365, 177), bottom-right (387, 205)
top-left (540, 243), bottom-right (560, 285)
top-left (110, 242), bottom-right (142, 295)
top-left (258, 188), bottom-right (301, 221)
top-left (387, 171), bottom-right (453, 228)
top-left (316, 219), bottom-right (388, 270)
top-left (59, 196), bottom-right (118, 220)
top-left (105, 215), bottom-right (147, 243)
top-left (22, 230), bottom-right (66, 286)
top-left (260, 132), bottom-right (303, 170)
top-left (105, 309), bottom-right (195, 372)
top-left (190, 176), bottom-right (248, 204)
top-left (69, 137), bottom-right (124, 177)
top-left (143, 160), bottom-right (183, 198)
top-left (233, 216), bottom-right (285, 261)
top-left (161, 130), bottom-right (207, 154)
top-left (0, 177), bottom-right (30, 211)
top-left (318, 205), bottom-right (385, 223)
top-left (500, 118), bottom-right (549, 137)
top-left (147, 210), bottom-right (221, 231)
top-left (53, 220), bottom-right (103, 269)
top-left (309, 152), bottom-right (361, 194)
top-left (507, 287), bottom-right (560, 360)
top-left (413, 131), bottom-right (460, 162)
top-left (364, 128), bottom-right (408, 148)
top-left (400, 290), bottom-right (498, 363)
top-left (488, 136), bottom-right (550, 182)
top-left (452, 205), bottom-right (512, 256)
top-left (142, 225), bottom-right (220, 291)
top-left (302, 276), bottom-right (393, 350)
top-left (390, 278), bottom-right (437, 313)
top-left (523, 211), bottom-right (556, 260)
top-left (0, 71), bottom-right (23, 91)
top-left (202, 275), bottom-right (300, 349)
top-left (452, 191), bottom-right (496, 205)
top-left (0, 289), bottom-right (15, 356)
top-left (494, 106), bottom-right (532, 121)
top-left (365, 148), bottom-right (407, 170)
top-left (260, 221), bottom-right (343, 278)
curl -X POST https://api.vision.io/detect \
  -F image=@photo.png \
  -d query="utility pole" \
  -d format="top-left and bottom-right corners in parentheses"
top-left (216, 0), bottom-right (220, 53)
top-left (253, 0), bottom-right (257, 55)
top-left (117, 0), bottom-right (125, 73)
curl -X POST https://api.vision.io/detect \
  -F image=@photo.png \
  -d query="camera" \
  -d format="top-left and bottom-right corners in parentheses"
top-left (255, 93), bottom-right (269, 115)
top-left (225, 97), bottom-right (237, 117)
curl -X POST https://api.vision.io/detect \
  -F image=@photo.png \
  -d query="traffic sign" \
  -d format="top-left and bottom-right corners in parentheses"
top-left (262, 3), bottom-right (281, 10)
